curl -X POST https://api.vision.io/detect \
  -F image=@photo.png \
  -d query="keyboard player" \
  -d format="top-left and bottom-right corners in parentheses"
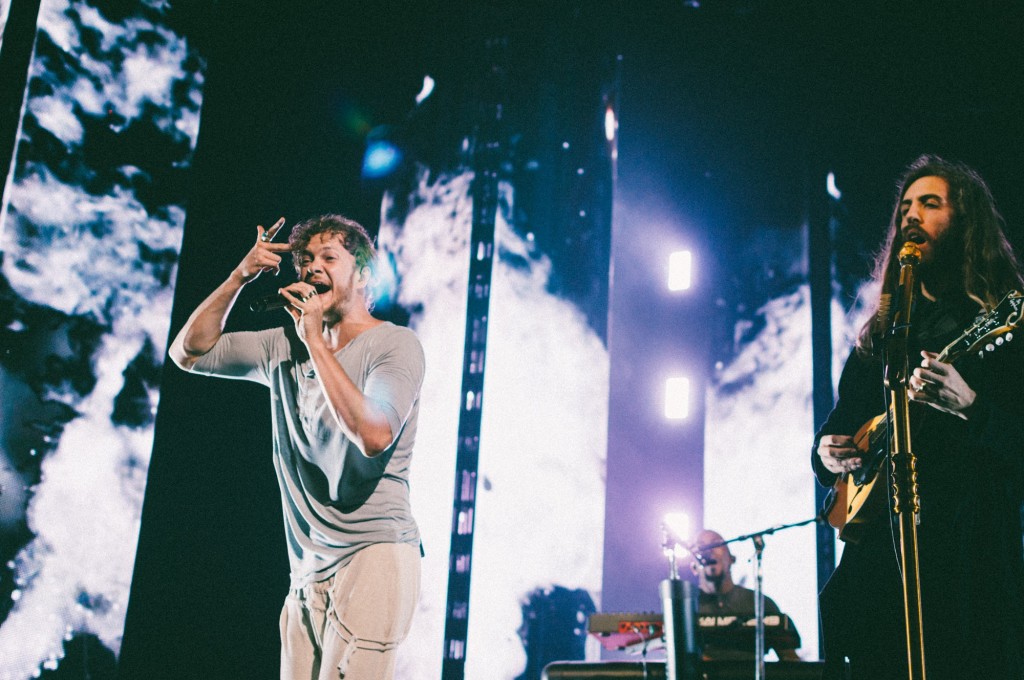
top-left (691, 529), bottom-right (801, 662)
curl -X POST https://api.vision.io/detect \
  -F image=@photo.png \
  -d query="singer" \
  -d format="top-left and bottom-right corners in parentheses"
top-left (169, 214), bottom-right (425, 680)
top-left (812, 156), bottom-right (1024, 679)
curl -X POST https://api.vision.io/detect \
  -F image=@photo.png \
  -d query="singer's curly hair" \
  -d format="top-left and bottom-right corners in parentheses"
top-left (856, 154), bottom-right (1024, 353)
top-left (288, 214), bottom-right (377, 308)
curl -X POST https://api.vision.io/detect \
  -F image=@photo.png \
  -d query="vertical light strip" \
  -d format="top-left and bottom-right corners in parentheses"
top-left (668, 250), bottom-right (692, 291)
top-left (440, 33), bottom-right (507, 680)
top-left (665, 377), bottom-right (690, 420)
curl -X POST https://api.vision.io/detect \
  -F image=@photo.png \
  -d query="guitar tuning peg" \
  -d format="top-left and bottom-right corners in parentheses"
top-left (986, 343), bottom-right (996, 353)
top-left (996, 337), bottom-right (1005, 345)
top-left (1007, 332), bottom-right (1014, 342)
top-left (979, 350), bottom-right (986, 359)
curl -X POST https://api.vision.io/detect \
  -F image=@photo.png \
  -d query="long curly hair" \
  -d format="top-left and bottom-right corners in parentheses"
top-left (857, 154), bottom-right (1024, 353)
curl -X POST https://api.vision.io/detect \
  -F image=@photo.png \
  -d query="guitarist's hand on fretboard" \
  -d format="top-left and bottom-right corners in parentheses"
top-left (908, 350), bottom-right (977, 420)
top-left (817, 434), bottom-right (862, 476)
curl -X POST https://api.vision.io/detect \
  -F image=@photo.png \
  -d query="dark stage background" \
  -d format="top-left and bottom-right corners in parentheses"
top-left (3, 1), bottom-right (1020, 679)
top-left (125, 2), bottom-right (1024, 678)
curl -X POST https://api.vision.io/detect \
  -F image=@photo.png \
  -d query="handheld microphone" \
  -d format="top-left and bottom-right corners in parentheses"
top-left (249, 284), bottom-right (329, 312)
top-left (249, 294), bottom-right (290, 313)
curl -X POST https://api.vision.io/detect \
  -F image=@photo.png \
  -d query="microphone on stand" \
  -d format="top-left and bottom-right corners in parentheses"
top-left (898, 240), bottom-right (922, 266)
top-left (892, 241), bottom-right (922, 333)
top-left (881, 242), bottom-right (921, 332)
top-left (691, 553), bottom-right (718, 567)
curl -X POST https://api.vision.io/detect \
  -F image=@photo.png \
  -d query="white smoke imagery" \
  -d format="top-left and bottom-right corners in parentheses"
top-left (0, 3), bottom-right (878, 675)
top-left (704, 283), bottom-right (874, 660)
top-left (0, 0), bottom-right (202, 677)
top-left (0, 3), bottom-right (11, 53)
top-left (380, 172), bottom-right (610, 679)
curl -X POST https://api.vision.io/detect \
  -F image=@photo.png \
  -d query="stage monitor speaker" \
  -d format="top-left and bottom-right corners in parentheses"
top-left (542, 660), bottom-right (828, 680)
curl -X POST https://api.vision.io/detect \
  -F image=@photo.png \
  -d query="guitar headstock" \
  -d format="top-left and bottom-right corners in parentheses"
top-left (938, 290), bottom-right (1024, 363)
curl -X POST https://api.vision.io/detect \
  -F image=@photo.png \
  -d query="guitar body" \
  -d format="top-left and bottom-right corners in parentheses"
top-left (821, 290), bottom-right (1023, 543)
top-left (825, 413), bottom-right (889, 543)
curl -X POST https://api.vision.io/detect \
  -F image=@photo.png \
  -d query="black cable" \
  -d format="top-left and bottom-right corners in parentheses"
top-left (880, 367), bottom-right (904, 583)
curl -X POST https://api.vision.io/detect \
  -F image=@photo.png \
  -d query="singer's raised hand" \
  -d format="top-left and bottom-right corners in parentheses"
top-left (235, 217), bottom-right (292, 282)
top-left (171, 218), bottom-right (290, 369)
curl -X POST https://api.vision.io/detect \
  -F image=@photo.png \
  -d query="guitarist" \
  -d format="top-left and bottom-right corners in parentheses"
top-left (813, 155), bottom-right (1024, 680)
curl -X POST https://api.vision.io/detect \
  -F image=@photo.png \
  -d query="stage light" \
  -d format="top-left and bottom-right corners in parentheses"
top-left (661, 511), bottom-right (692, 577)
top-left (827, 171), bottom-right (842, 200)
top-left (361, 125), bottom-right (404, 180)
top-left (662, 512), bottom-right (691, 546)
top-left (415, 75), bottom-right (435, 105)
top-left (667, 250), bottom-right (692, 291)
top-left (665, 376), bottom-right (690, 419)
top-left (362, 141), bottom-right (403, 179)
top-left (604, 106), bottom-right (617, 142)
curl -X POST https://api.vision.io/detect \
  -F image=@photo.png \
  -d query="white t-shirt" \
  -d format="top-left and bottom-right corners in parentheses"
top-left (191, 321), bottom-right (424, 587)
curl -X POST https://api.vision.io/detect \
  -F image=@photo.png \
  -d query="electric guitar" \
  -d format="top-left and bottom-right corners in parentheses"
top-left (824, 290), bottom-right (1024, 543)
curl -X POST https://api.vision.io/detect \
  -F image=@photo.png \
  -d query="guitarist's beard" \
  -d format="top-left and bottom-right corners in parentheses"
top-left (917, 227), bottom-right (965, 298)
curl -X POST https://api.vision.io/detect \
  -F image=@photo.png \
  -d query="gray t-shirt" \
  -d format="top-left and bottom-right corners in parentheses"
top-left (191, 321), bottom-right (424, 587)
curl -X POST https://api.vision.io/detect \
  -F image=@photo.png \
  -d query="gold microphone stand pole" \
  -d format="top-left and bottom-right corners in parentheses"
top-left (884, 241), bottom-right (927, 680)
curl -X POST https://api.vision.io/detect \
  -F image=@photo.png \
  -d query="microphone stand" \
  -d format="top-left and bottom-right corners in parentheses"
top-left (693, 515), bottom-right (820, 680)
top-left (661, 529), bottom-right (700, 680)
top-left (753, 535), bottom-right (766, 680)
top-left (884, 242), bottom-right (927, 680)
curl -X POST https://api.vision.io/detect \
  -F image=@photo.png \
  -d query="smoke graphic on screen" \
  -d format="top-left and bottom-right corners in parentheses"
top-left (704, 284), bottom-right (872, 660)
top-left (0, 1), bottom-right (203, 677)
top-left (379, 172), bottom-right (609, 679)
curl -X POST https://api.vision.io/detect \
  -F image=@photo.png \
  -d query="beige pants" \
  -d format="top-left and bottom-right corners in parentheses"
top-left (280, 543), bottom-right (421, 680)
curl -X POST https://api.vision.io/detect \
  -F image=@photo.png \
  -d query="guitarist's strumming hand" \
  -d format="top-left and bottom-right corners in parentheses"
top-left (908, 350), bottom-right (977, 420)
top-left (817, 435), bottom-right (861, 475)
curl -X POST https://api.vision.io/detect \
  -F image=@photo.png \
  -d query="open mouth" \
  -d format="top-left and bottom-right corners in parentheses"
top-left (902, 229), bottom-right (927, 245)
top-left (312, 283), bottom-right (331, 295)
